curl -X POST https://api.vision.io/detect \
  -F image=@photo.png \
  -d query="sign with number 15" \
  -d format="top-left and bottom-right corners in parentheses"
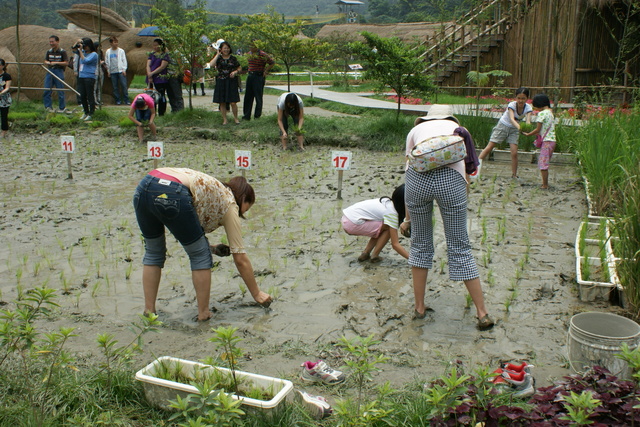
top-left (60, 135), bottom-right (75, 153)
top-left (147, 141), bottom-right (164, 159)
top-left (235, 150), bottom-right (252, 170)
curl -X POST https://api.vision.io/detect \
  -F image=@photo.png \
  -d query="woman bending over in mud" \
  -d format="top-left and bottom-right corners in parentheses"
top-left (341, 184), bottom-right (409, 263)
top-left (133, 168), bottom-right (272, 321)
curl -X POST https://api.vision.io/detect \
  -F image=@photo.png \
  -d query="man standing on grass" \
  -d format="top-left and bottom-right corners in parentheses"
top-left (43, 35), bottom-right (69, 113)
top-left (105, 36), bottom-right (129, 105)
top-left (242, 41), bottom-right (274, 121)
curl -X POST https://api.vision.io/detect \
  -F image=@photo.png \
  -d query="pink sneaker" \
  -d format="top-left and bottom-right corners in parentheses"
top-left (296, 390), bottom-right (332, 419)
top-left (300, 360), bottom-right (346, 384)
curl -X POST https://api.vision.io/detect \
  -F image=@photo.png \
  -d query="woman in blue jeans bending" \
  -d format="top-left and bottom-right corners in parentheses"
top-left (133, 168), bottom-right (272, 321)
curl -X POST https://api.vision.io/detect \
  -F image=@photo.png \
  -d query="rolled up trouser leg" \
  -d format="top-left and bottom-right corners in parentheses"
top-left (183, 235), bottom-right (213, 270)
top-left (142, 234), bottom-right (167, 267)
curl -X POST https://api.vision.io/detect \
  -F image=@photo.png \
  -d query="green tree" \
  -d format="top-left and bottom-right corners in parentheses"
top-left (322, 33), bottom-right (361, 88)
top-left (355, 31), bottom-right (433, 117)
top-left (153, 0), bottom-right (186, 25)
top-left (238, 7), bottom-right (325, 91)
top-left (153, 0), bottom-right (210, 109)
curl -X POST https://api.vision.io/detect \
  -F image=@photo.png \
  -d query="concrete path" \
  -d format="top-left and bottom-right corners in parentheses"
top-left (267, 84), bottom-right (495, 117)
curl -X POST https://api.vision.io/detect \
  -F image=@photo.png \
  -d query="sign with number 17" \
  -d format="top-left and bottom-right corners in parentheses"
top-left (331, 151), bottom-right (352, 170)
top-left (60, 135), bottom-right (75, 153)
top-left (235, 150), bottom-right (252, 170)
top-left (147, 141), bottom-right (164, 159)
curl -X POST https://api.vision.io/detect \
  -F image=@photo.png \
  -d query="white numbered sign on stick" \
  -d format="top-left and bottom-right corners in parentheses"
top-left (331, 151), bottom-right (352, 170)
top-left (60, 135), bottom-right (75, 153)
top-left (147, 141), bottom-right (164, 159)
top-left (235, 150), bottom-right (252, 170)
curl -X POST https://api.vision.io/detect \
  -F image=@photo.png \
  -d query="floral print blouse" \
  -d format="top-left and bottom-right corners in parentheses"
top-left (215, 55), bottom-right (240, 80)
top-left (173, 168), bottom-right (245, 254)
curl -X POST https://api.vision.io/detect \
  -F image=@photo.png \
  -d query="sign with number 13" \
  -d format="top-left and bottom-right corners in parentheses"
top-left (147, 141), bottom-right (164, 159)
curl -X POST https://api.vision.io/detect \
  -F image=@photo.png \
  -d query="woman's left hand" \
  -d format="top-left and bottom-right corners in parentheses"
top-left (253, 291), bottom-right (272, 308)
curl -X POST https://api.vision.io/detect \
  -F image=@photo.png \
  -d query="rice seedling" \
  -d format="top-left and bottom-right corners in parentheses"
top-left (56, 236), bottom-right (65, 251)
top-left (515, 267), bottom-right (523, 281)
top-left (267, 286), bottom-right (281, 300)
top-left (486, 268), bottom-right (495, 287)
top-left (124, 262), bottom-right (133, 280)
top-left (518, 256), bottom-right (527, 271)
top-left (33, 261), bottom-right (41, 277)
top-left (15, 266), bottom-right (23, 285)
top-left (465, 293), bottom-right (472, 309)
top-left (91, 280), bottom-right (102, 297)
top-left (234, 281), bottom-right (247, 299)
top-left (481, 218), bottom-right (488, 245)
top-left (439, 258), bottom-right (446, 274)
top-left (60, 272), bottom-right (70, 294)
top-left (581, 252), bottom-right (592, 281)
top-left (91, 227), bottom-right (100, 241)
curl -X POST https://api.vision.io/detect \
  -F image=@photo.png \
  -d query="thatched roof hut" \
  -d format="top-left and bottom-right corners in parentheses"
top-left (57, 3), bottom-right (130, 35)
top-left (316, 22), bottom-right (454, 43)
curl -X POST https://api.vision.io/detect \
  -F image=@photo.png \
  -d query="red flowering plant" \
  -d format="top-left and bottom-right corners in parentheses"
top-left (385, 95), bottom-right (431, 105)
top-left (559, 104), bottom-right (632, 120)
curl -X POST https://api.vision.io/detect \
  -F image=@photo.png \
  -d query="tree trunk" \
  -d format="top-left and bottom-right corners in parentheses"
top-left (15, 0), bottom-right (21, 103)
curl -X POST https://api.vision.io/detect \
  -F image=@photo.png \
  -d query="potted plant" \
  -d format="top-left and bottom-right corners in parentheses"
top-left (574, 216), bottom-right (620, 301)
top-left (135, 327), bottom-right (293, 413)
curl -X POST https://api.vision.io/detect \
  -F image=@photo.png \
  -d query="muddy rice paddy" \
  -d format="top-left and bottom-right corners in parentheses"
top-left (0, 103), bottom-right (614, 404)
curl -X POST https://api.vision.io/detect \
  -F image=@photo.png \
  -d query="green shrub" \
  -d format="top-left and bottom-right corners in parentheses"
top-left (48, 114), bottom-right (76, 126)
top-left (119, 116), bottom-right (135, 128)
top-left (8, 112), bottom-right (39, 120)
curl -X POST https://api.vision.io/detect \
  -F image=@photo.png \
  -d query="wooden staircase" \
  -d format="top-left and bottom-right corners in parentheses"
top-left (421, 0), bottom-right (538, 83)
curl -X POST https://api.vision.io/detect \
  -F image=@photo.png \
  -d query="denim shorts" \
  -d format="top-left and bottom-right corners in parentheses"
top-left (133, 174), bottom-right (206, 249)
top-left (136, 108), bottom-right (152, 122)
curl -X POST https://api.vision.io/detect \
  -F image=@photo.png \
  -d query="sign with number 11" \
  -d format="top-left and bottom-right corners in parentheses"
top-left (60, 135), bottom-right (75, 153)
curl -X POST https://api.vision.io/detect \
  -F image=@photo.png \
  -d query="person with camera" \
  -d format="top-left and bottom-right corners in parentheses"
top-left (76, 38), bottom-right (98, 121)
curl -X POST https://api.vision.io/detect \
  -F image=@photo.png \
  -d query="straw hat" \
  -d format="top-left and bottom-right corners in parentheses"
top-left (414, 104), bottom-right (459, 126)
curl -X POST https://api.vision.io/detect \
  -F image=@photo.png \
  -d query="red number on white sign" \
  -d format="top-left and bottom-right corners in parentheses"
top-left (149, 146), bottom-right (162, 158)
top-left (236, 156), bottom-right (249, 168)
top-left (333, 156), bottom-right (348, 168)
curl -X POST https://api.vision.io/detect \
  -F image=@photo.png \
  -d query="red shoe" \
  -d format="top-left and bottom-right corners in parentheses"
top-left (501, 361), bottom-right (534, 373)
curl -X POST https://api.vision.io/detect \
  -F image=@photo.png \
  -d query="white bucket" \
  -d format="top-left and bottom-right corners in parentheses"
top-left (568, 312), bottom-right (640, 379)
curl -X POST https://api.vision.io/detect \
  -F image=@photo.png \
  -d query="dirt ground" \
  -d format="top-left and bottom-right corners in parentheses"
top-left (0, 97), bottom-right (611, 405)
